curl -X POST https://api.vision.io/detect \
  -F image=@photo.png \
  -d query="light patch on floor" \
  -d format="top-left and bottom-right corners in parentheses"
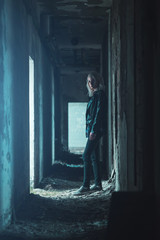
top-left (0, 178), bottom-right (115, 240)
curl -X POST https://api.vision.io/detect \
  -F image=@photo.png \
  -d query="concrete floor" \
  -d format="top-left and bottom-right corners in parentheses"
top-left (0, 175), bottom-right (114, 240)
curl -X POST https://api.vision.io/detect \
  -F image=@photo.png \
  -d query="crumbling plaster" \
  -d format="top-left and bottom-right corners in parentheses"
top-left (111, 0), bottom-right (136, 191)
top-left (0, 0), bottom-right (54, 229)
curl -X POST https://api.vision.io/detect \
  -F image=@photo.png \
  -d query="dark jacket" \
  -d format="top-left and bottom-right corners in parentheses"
top-left (85, 90), bottom-right (107, 138)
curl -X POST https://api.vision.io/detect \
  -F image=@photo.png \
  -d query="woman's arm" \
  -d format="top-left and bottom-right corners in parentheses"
top-left (90, 92), bottom-right (103, 136)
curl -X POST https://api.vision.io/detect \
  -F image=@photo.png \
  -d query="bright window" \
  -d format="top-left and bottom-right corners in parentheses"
top-left (68, 102), bottom-right (87, 154)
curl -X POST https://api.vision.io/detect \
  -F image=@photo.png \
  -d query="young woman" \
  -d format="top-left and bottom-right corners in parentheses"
top-left (74, 72), bottom-right (107, 195)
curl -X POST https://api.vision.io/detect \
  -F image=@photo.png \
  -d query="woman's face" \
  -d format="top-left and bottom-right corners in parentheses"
top-left (87, 76), bottom-right (94, 91)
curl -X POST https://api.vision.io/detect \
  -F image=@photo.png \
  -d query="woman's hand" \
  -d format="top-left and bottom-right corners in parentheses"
top-left (89, 132), bottom-right (96, 140)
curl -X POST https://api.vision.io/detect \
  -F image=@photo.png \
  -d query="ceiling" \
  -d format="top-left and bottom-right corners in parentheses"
top-left (31, 0), bottom-right (112, 73)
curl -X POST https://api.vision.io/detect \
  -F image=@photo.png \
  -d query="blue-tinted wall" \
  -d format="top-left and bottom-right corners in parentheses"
top-left (0, 0), bottom-right (54, 229)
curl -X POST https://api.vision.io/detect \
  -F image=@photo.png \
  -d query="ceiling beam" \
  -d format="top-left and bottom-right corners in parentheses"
top-left (60, 66), bottom-right (99, 74)
top-left (59, 45), bottom-right (101, 49)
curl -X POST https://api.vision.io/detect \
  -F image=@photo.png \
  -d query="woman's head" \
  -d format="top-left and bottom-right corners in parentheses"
top-left (86, 72), bottom-right (104, 97)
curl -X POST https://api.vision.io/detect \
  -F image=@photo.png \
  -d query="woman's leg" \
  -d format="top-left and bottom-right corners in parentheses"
top-left (82, 137), bottom-right (100, 188)
top-left (73, 136), bottom-right (101, 195)
top-left (91, 147), bottom-right (102, 187)
top-left (82, 139), bottom-right (92, 188)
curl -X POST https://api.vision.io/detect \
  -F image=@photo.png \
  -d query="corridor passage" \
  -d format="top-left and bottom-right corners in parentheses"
top-left (0, 0), bottom-right (160, 239)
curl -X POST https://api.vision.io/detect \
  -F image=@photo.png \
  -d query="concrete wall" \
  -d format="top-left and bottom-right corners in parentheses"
top-left (102, 15), bottom-right (113, 178)
top-left (111, 0), bottom-right (119, 190)
top-left (111, 0), bottom-right (142, 191)
top-left (0, 0), bottom-right (54, 229)
top-left (134, 0), bottom-right (154, 192)
top-left (153, 0), bottom-right (160, 238)
top-left (111, 0), bottom-right (127, 191)
top-left (11, 1), bottom-right (30, 211)
top-left (54, 68), bottom-right (61, 158)
top-left (111, 0), bottom-right (160, 236)
top-left (111, 0), bottom-right (140, 191)
top-left (154, 0), bottom-right (160, 195)
top-left (134, 0), bottom-right (158, 193)
top-left (0, 0), bottom-right (15, 229)
top-left (111, 0), bottom-right (160, 197)
top-left (0, 0), bottom-right (31, 228)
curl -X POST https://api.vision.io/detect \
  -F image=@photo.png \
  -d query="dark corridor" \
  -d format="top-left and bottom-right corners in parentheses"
top-left (0, 0), bottom-right (160, 240)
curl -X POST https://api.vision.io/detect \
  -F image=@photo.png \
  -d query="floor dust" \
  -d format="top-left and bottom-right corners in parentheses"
top-left (0, 176), bottom-right (115, 240)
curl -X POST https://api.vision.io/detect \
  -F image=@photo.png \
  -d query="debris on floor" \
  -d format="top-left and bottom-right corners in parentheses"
top-left (0, 177), bottom-right (115, 240)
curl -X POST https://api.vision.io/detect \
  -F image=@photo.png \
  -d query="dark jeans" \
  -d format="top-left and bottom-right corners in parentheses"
top-left (82, 135), bottom-right (102, 188)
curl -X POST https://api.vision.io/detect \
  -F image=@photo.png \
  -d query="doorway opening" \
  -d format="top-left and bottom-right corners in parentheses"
top-left (29, 56), bottom-right (35, 191)
top-left (68, 102), bottom-right (87, 154)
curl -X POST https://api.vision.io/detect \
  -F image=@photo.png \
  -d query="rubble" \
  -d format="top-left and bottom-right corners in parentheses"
top-left (1, 177), bottom-right (115, 240)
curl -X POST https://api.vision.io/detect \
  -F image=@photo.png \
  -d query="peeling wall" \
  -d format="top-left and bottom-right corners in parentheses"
top-left (111, 0), bottom-right (136, 191)
top-left (111, 0), bottom-right (122, 191)
top-left (0, 0), bottom-right (54, 229)
top-left (111, 0), bottom-right (160, 198)
top-left (0, 0), bottom-right (14, 228)
top-left (41, 52), bottom-right (53, 177)
top-left (102, 15), bottom-right (113, 178)
top-left (11, 0), bottom-right (30, 212)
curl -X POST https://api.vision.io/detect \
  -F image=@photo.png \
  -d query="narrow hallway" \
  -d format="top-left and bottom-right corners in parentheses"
top-left (0, 0), bottom-right (160, 239)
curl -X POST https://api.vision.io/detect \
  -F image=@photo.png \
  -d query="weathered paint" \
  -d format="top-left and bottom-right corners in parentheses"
top-left (0, 0), bottom-right (55, 229)
top-left (0, 0), bottom-right (14, 229)
top-left (111, 0), bottom-right (121, 191)
top-left (111, 0), bottom-right (160, 194)
top-left (111, 0), bottom-right (136, 191)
